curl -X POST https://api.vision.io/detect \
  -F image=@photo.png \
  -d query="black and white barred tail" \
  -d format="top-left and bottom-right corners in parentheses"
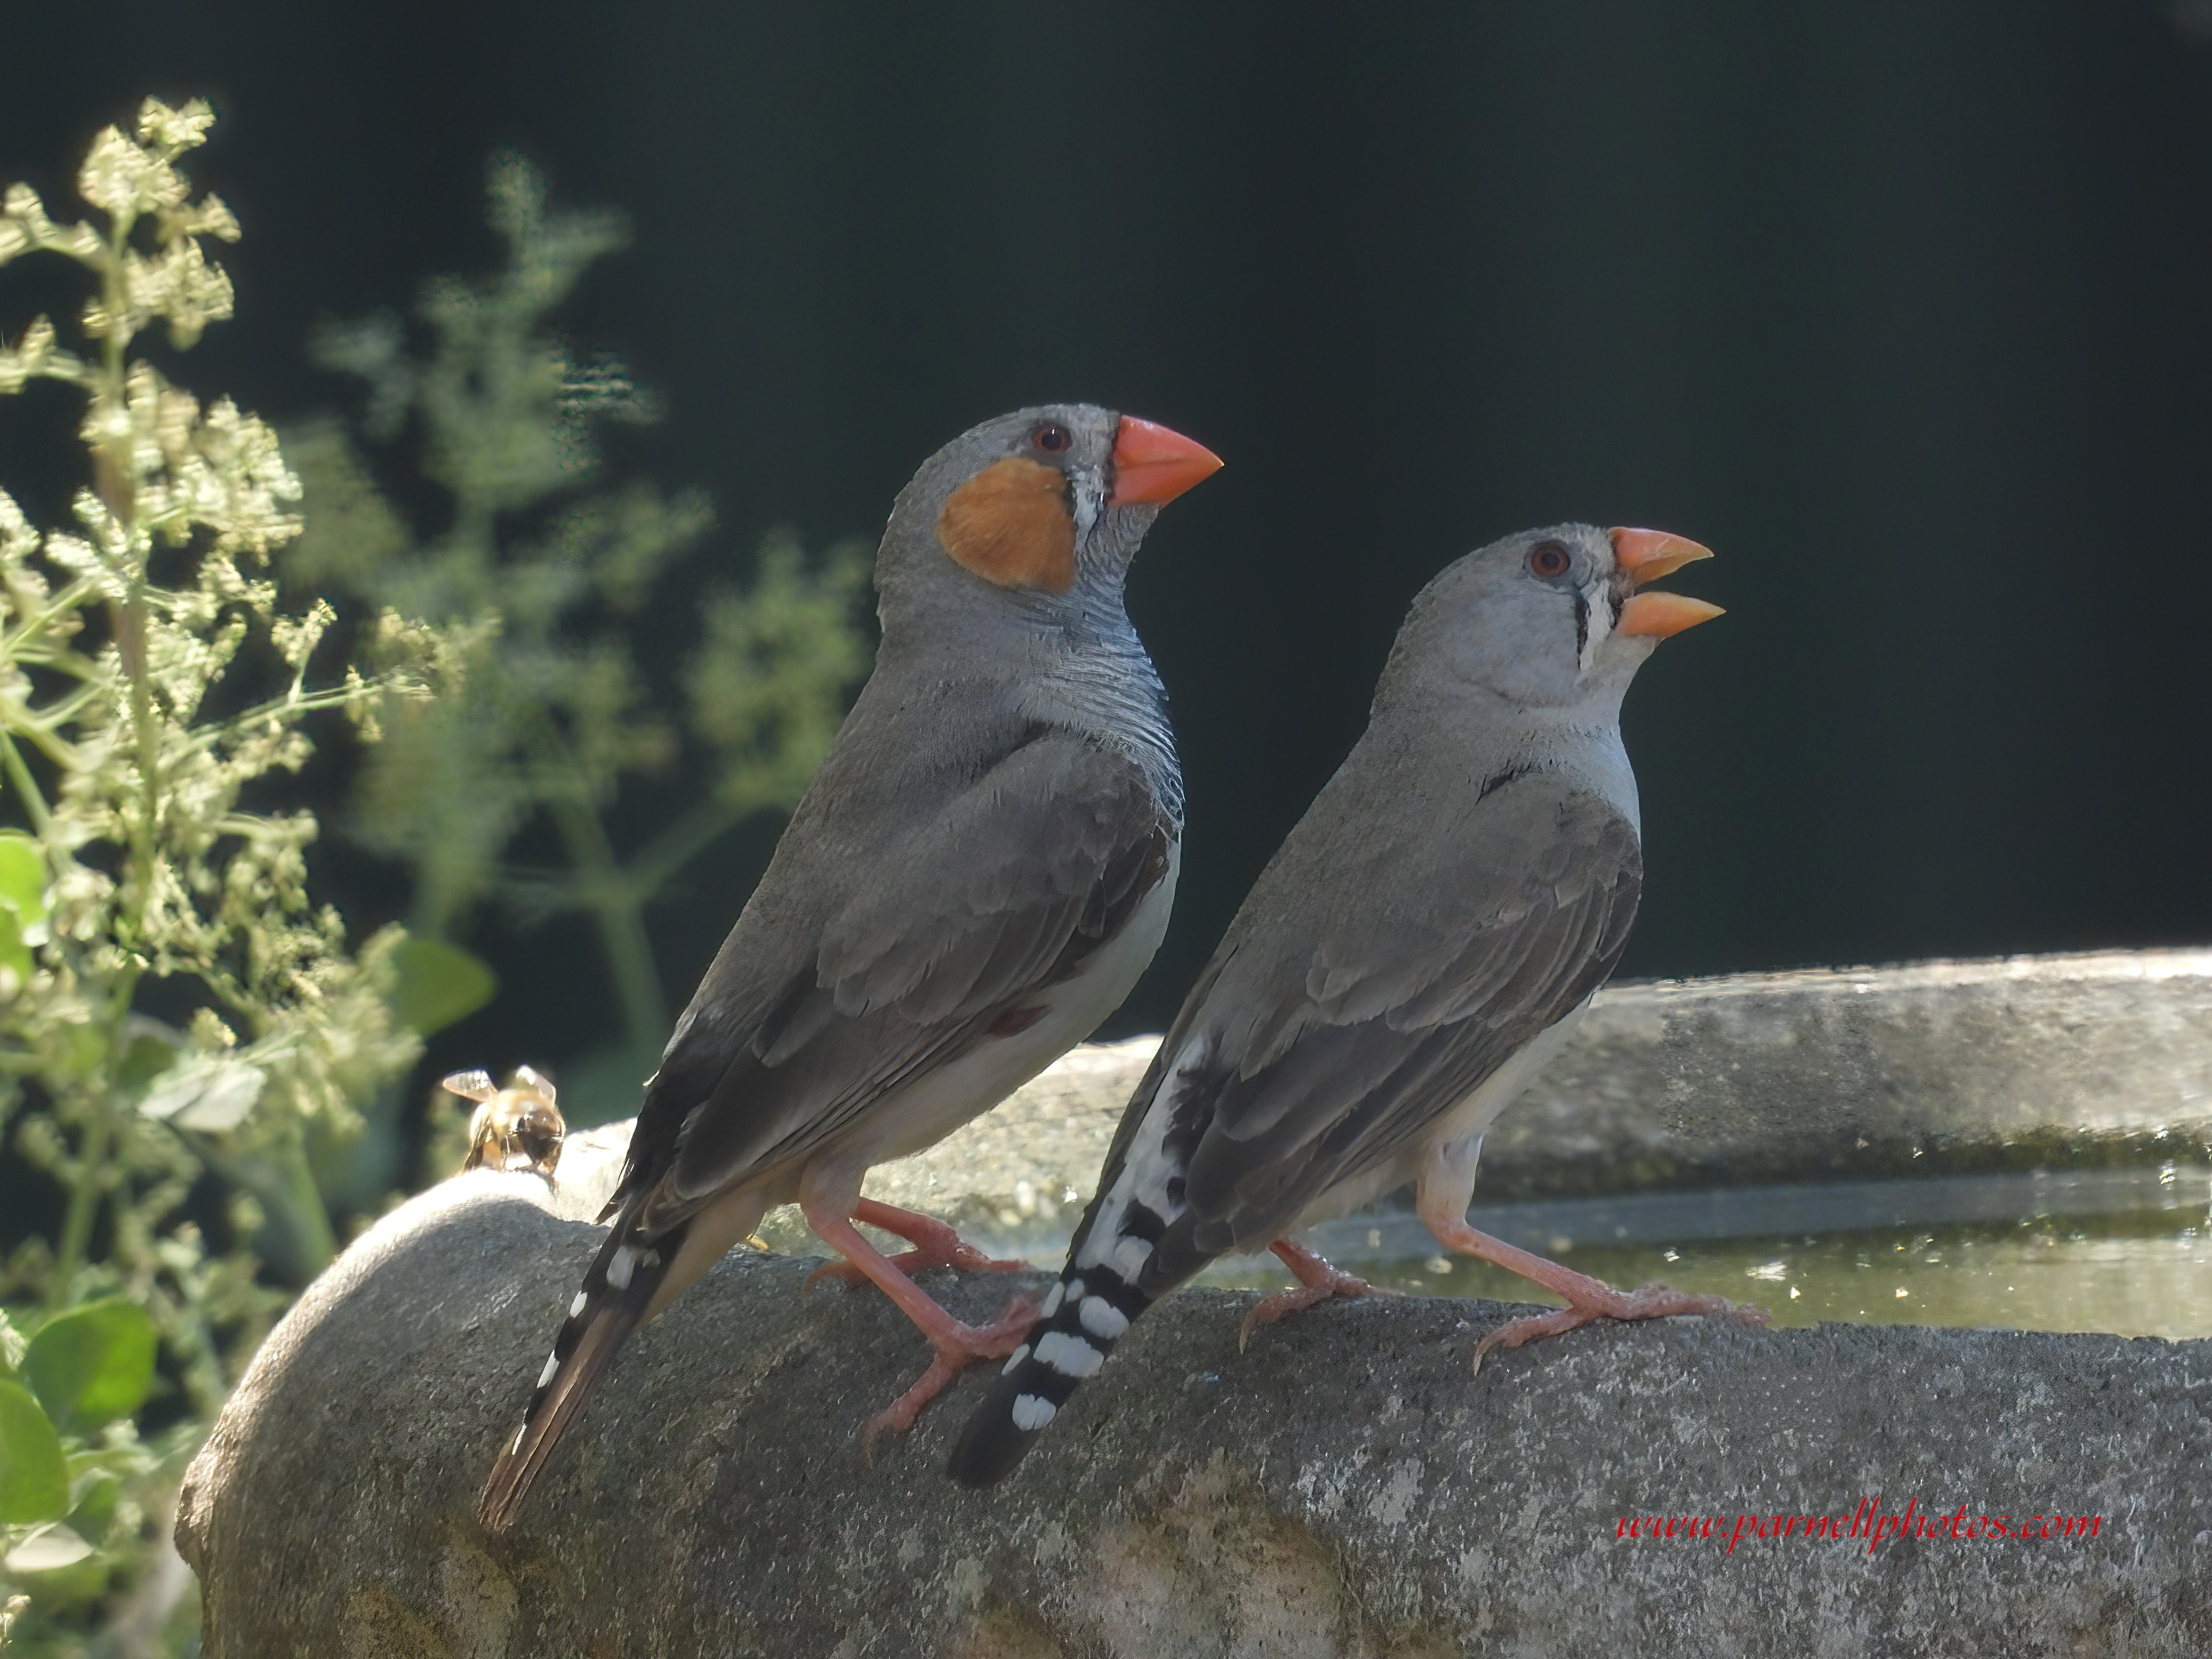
top-left (478, 1202), bottom-right (683, 1532)
top-left (948, 1217), bottom-right (1163, 1487)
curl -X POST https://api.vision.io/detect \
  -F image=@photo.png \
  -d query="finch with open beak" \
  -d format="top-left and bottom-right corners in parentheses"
top-left (478, 405), bottom-right (1220, 1529)
top-left (951, 522), bottom-right (1755, 1488)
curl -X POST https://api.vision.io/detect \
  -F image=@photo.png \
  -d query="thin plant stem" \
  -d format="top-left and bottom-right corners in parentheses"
top-left (49, 1089), bottom-right (111, 1309)
top-left (545, 783), bottom-right (667, 1053)
top-left (620, 793), bottom-right (751, 906)
top-left (274, 1124), bottom-right (336, 1277)
top-left (0, 724), bottom-right (54, 841)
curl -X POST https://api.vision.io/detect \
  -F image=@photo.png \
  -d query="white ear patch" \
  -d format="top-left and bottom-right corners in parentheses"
top-left (1578, 580), bottom-right (1613, 673)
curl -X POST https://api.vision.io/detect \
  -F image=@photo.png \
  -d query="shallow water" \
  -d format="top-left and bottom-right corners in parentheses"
top-left (1187, 1164), bottom-right (2212, 1341)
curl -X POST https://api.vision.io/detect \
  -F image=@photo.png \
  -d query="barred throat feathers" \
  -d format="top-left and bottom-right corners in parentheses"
top-left (1014, 620), bottom-right (1182, 822)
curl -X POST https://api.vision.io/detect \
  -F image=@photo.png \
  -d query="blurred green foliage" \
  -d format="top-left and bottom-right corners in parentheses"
top-left (0, 102), bottom-right (872, 1652)
top-left (0, 99), bottom-right (466, 1649)
top-left (286, 153), bottom-right (872, 1112)
top-left (1, 1304), bottom-right (169, 1574)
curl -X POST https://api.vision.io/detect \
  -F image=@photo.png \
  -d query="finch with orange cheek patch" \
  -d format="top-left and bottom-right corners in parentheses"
top-left (953, 522), bottom-right (1760, 1489)
top-left (479, 405), bottom-right (1220, 1530)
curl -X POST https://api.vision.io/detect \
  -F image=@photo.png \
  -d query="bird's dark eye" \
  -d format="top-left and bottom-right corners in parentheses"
top-left (1032, 423), bottom-right (1071, 454)
top-left (1527, 541), bottom-right (1572, 579)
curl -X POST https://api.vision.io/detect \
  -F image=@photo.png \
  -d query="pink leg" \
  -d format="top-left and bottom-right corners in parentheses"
top-left (805, 1197), bottom-right (1029, 1291)
top-left (801, 1198), bottom-right (1037, 1458)
top-left (1238, 1239), bottom-right (1401, 1353)
top-left (1424, 1215), bottom-right (1767, 1375)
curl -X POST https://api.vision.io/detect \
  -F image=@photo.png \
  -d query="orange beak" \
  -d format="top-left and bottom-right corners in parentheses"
top-left (1609, 526), bottom-right (1724, 638)
top-left (1109, 416), bottom-right (1224, 506)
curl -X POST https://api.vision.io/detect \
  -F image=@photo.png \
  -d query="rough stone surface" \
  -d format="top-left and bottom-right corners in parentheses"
top-left (175, 950), bottom-right (2212, 1654)
top-left (177, 1176), bottom-right (2211, 1657)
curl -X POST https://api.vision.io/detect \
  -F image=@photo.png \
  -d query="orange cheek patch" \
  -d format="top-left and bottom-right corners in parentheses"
top-left (936, 457), bottom-right (1077, 593)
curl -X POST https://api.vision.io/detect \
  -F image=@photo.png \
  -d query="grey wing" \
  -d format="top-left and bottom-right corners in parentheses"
top-left (1141, 781), bottom-right (1640, 1285)
top-left (622, 737), bottom-right (1174, 1235)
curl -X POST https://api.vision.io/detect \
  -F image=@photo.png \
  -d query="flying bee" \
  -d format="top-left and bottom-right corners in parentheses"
top-left (447, 1065), bottom-right (565, 1180)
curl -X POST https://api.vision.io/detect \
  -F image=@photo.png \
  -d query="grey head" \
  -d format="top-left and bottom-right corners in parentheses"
top-left (872, 403), bottom-right (1222, 649)
top-left (1374, 521), bottom-right (1723, 721)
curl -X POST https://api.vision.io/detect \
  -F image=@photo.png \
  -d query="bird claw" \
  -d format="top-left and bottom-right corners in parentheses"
top-left (809, 1200), bottom-right (1029, 1294)
top-left (858, 1296), bottom-right (1039, 1462)
top-left (1469, 1284), bottom-right (1768, 1377)
top-left (1238, 1270), bottom-right (1400, 1353)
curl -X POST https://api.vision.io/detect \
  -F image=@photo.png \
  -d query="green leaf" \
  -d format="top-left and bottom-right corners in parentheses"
top-left (0, 910), bottom-right (29, 988)
top-left (21, 1301), bottom-right (156, 1436)
top-left (116, 1029), bottom-right (180, 1092)
top-left (5, 1521), bottom-right (95, 1572)
top-left (387, 936), bottom-right (497, 1035)
top-left (0, 830), bottom-right (48, 991)
top-left (66, 1460), bottom-right (122, 1545)
top-left (139, 1055), bottom-right (264, 1132)
top-left (0, 1379), bottom-right (68, 1524)
top-left (0, 830), bottom-right (48, 933)
top-left (60, 1022), bottom-right (107, 1079)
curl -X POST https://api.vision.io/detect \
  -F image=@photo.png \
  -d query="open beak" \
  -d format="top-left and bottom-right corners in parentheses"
top-left (1109, 416), bottom-right (1224, 506)
top-left (1610, 526), bottom-right (1724, 638)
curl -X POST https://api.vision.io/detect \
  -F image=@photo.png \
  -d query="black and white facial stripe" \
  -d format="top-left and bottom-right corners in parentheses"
top-left (1575, 572), bottom-right (1629, 675)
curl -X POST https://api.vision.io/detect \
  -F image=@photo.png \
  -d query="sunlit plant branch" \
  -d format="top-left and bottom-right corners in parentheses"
top-left (0, 100), bottom-right (448, 1406)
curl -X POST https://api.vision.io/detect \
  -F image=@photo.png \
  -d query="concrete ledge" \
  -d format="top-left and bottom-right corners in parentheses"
top-left (177, 1174), bottom-right (2212, 1657)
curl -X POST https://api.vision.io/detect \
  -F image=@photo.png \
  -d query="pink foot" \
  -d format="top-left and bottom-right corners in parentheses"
top-left (1238, 1238), bottom-right (1402, 1352)
top-left (1420, 1215), bottom-right (1767, 1376)
top-left (805, 1197), bottom-right (1028, 1291)
top-left (859, 1296), bottom-right (1038, 1462)
top-left (1469, 1282), bottom-right (1766, 1376)
top-left (799, 1196), bottom-right (1041, 1456)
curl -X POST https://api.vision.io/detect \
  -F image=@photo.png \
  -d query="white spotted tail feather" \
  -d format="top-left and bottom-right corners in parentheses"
top-left (946, 1205), bottom-right (1165, 1488)
top-left (478, 1199), bottom-right (680, 1532)
top-left (948, 1032), bottom-right (1201, 1488)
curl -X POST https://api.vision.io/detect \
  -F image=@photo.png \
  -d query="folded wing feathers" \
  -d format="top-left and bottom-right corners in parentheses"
top-left (950, 781), bottom-right (1644, 1485)
top-left (499, 739), bottom-right (1174, 1515)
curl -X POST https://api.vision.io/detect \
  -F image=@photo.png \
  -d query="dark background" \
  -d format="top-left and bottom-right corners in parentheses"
top-left (5, 1), bottom-right (2210, 1067)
